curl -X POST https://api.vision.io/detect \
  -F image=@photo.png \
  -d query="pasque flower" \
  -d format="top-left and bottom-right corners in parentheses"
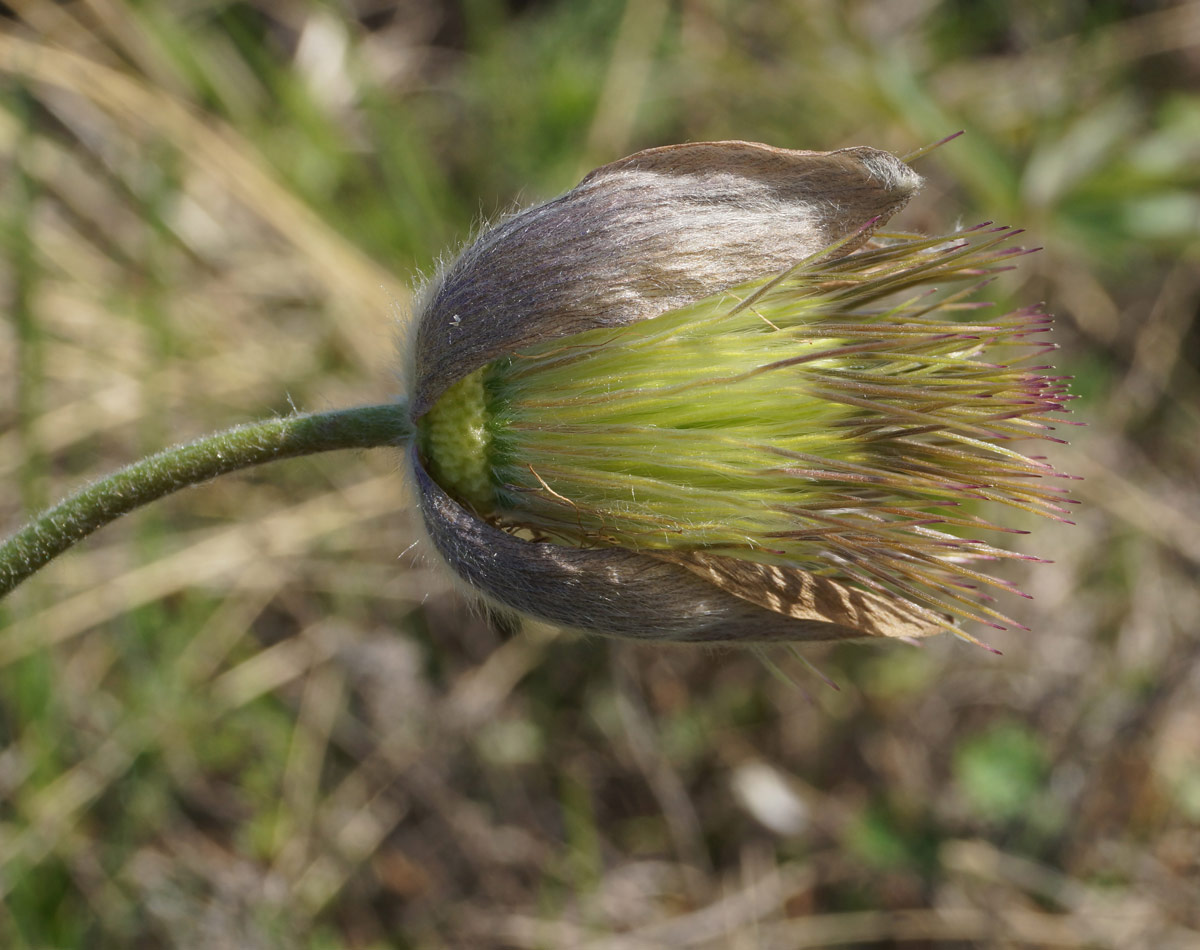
top-left (403, 141), bottom-right (1073, 645)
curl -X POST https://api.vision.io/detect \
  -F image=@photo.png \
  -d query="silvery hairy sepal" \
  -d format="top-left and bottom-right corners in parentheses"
top-left (401, 141), bottom-right (1071, 644)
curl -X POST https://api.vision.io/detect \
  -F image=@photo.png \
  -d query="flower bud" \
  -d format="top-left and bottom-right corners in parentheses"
top-left (402, 141), bottom-right (1072, 644)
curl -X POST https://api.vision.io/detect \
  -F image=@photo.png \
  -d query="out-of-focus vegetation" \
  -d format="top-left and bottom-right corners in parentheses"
top-left (1, 0), bottom-right (1198, 946)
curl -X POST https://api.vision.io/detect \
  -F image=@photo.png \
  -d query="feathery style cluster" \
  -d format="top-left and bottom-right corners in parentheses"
top-left (403, 141), bottom-right (1073, 645)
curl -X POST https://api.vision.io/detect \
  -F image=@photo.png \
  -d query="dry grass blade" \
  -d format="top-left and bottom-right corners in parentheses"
top-left (0, 475), bottom-right (401, 667)
top-left (0, 32), bottom-right (404, 366)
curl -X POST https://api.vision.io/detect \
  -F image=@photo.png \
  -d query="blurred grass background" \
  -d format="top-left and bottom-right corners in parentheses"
top-left (1, 0), bottom-right (1199, 946)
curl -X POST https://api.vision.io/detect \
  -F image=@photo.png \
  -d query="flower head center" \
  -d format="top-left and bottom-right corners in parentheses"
top-left (419, 366), bottom-right (496, 513)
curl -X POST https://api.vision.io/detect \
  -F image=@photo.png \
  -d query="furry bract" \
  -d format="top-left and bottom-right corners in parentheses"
top-left (401, 141), bottom-right (1072, 645)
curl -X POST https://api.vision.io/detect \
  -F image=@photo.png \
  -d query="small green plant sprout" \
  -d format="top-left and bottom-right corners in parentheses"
top-left (1, 140), bottom-right (1074, 647)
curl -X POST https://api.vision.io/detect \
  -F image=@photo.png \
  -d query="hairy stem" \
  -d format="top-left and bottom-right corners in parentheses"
top-left (0, 402), bottom-right (413, 599)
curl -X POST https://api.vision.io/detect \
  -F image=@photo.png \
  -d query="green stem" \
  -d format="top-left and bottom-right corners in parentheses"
top-left (0, 402), bottom-right (413, 599)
